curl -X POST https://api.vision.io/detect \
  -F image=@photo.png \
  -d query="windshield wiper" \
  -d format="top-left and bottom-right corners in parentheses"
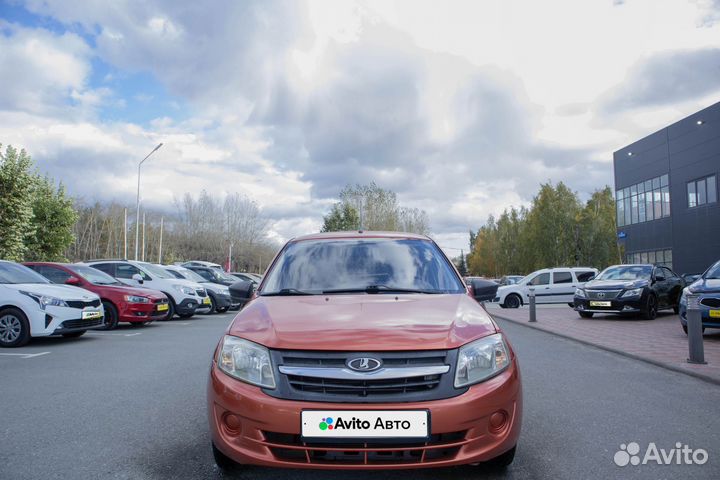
top-left (323, 285), bottom-right (439, 294)
top-left (261, 288), bottom-right (315, 296)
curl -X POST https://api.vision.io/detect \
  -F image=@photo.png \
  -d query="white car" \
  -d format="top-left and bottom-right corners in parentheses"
top-left (162, 265), bottom-right (237, 313)
top-left (0, 260), bottom-right (104, 347)
top-left (83, 260), bottom-right (212, 319)
top-left (494, 267), bottom-right (598, 308)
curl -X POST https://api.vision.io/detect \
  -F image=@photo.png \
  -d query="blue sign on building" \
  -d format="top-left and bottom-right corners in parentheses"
top-left (617, 231), bottom-right (627, 239)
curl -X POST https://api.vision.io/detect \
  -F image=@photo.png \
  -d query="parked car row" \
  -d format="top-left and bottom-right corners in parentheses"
top-left (0, 258), bottom-right (261, 348)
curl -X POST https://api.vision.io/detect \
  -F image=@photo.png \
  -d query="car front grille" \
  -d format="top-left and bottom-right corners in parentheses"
top-left (261, 430), bottom-right (467, 465)
top-left (700, 297), bottom-right (720, 308)
top-left (585, 290), bottom-right (622, 300)
top-left (66, 299), bottom-right (101, 309)
top-left (61, 318), bottom-right (103, 329)
top-left (265, 350), bottom-right (464, 403)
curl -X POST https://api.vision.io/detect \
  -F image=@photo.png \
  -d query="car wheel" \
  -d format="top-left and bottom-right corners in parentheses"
top-left (673, 291), bottom-right (682, 314)
top-left (483, 445), bottom-right (516, 468)
top-left (0, 308), bottom-right (31, 348)
top-left (682, 324), bottom-right (705, 335)
top-left (567, 303), bottom-right (574, 308)
top-left (162, 294), bottom-right (176, 320)
top-left (217, 306), bottom-right (229, 313)
top-left (207, 295), bottom-right (217, 314)
top-left (579, 311), bottom-right (594, 318)
top-left (641, 294), bottom-right (658, 320)
top-left (62, 330), bottom-right (86, 338)
top-left (212, 442), bottom-right (243, 472)
top-left (99, 301), bottom-right (119, 330)
top-left (503, 294), bottom-right (521, 309)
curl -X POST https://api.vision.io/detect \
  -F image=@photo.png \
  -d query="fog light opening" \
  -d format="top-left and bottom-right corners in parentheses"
top-left (489, 411), bottom-right (508, 433)
top-left (222, 413), bottom-right (243, 436)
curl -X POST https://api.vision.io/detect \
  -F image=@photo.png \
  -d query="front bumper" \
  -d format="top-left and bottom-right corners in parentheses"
top-left (573, 296), bottom-right (643, 314)
top-left (208, 360), bottom-right (522, 469)
top-left (214, 293), bottom-right (232, 309)
top-left (176, 298), bottom-right (201, 315)
top-left (679, 299), bottom-right (720, 329)
top-left (120, 301), bottom-right (170, 322)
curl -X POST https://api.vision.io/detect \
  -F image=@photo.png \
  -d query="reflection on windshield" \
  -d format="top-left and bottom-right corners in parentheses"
top-left (705, 261), bottom-right (720, 279)
top-left (69, 265), bottom-right (119, 285)
top-left (597, 265), bottom-right (652, 281)
top-left (0, 262), bottom-right (50, 284)
top-left (261, 238), bottom-right (464, 295)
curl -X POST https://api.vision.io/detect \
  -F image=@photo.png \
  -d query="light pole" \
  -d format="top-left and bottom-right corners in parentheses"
top-left (135, 143), bottom-right (163, 260)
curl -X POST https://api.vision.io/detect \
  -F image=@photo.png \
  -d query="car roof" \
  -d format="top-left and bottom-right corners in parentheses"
top-left (291, 231), bottom-right (430, 242)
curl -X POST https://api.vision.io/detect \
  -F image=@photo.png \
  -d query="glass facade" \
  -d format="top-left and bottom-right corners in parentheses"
top-left (616, 174), bottom-right (670, 227)
top-left (687, 175), bottom-right (717, 208)
top-left (625, 249), bottom-right (672, 269)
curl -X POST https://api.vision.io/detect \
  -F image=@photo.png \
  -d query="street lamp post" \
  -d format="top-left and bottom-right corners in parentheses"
top-left (135, 143), bottom-right (163, 260)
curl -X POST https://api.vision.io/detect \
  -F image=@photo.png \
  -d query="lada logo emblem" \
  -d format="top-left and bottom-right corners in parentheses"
top-left (347, 357), bottom-right (382, 372)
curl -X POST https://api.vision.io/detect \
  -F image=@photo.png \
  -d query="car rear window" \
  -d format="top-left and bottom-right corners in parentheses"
top-left (261, 238), bottom-right (465, 294)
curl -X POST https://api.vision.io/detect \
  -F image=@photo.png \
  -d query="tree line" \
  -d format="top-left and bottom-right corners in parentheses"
top-left (466, 182), bottom-right (621, 277)
top-left (0, 143), bottom-right (276, 271)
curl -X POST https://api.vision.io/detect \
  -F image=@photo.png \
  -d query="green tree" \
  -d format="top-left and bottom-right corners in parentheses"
top-left (321, 202), bottom-right (360, 232)
top-left (0, 145), bottom-right (35, 261)
top-left (577, 187), bottom-right (621, 269)
top-left (457, 251), bottom-right (468, 276)
top-left (25, 176), bottom-right (78, 261)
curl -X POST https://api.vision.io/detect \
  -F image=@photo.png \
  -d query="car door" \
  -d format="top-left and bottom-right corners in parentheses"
top-left (651, 266), bottom-right (672, 307)
top-left (526, 272), bottom-right (551, 303)
top-left (91, 263), bottom-right (116, 278)
top-left (549, 270), bottom-right (575, 303)
top-left (662, 267), bottom-right (683, 306)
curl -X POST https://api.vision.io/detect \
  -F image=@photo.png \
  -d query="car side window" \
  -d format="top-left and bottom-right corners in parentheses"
top-left (39, 266), bottom-right (72, 284)
top-left (661, 267), bottom-right (676, 280)
top-left (552, 271), bottom-right (573, 284)
top-left (91, 263), bottom-right (115, 276)
top-left (116, 264), bottom-right (150, 280)
top-left (528, 273), bottom-right (550, 286)
top-left (575, 271), bottom-right (595, 282)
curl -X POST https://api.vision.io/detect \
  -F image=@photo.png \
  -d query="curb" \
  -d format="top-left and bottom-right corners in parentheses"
top-left (492, 312), bottom-right (720, 387)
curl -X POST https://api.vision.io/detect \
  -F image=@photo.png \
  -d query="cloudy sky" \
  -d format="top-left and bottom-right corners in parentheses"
top-left (1, 0), bottom-right (719, 253)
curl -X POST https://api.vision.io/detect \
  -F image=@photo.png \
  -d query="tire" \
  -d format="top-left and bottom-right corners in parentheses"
top-left (217, 306), bottom-right (229, 313)
top-left (682, 325), bottom-right (705, 335)
top-left (567, 303), bottom-right (574, 308)
top-left (579, 311), bottom-right (594, 318)
top-left (503, 294), bottom-right (522, 309)
top-left (484, 445), bottom-right (516, 469)
top-left (212, 442), bottom-right (242, 472)
top-left (62, 330), bottom-right (86, 338)
top-left (207, 295), bottom-right (217, 314)
top-left (641, 294), bottom-right (658, 320)
top-left (161, 294), bottom-right (176, 320)
top-left (0, 308), bottom-right (31, 348)
top-left (673, 291), bottom-right (682, 314)
top-left (99, 301), bottom-right (119, 330)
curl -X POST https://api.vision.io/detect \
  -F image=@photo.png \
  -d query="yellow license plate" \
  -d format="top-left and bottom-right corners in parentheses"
top-left (157, 304), bottom-right (169, 312)
top-left (82, 311), bottom-right (102, 320)
top-left (590, 301), bottom-right (611, 307)
top-left (203, 297), bottom-right (211, 305)
top-left (710, 310), bottom-right (720, 318)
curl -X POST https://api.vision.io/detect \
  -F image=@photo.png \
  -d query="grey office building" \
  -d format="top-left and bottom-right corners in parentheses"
top-left (614, 101), bottom-right (720, 275)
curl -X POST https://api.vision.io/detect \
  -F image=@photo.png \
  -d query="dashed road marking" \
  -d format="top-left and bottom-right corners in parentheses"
top-left (0, 351), bottom-right (51, 359)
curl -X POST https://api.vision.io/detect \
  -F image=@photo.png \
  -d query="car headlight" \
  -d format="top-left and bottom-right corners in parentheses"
top-left (575, 288), bottom-right (586, 298)
top-left (621, 288), bottom-right (643, 298)
top-left (220, 288), bottom-right (230, 295)
top-left (173, 284), bottom-right (195, 295)
top-left (454, 334), bottom-right (510, 388)
top-left (217, 336), bottom-right (276, 389)
top-left (20, 291), bottom-right (69, 310)
top-left (124, 295), bottom-right (150, 303)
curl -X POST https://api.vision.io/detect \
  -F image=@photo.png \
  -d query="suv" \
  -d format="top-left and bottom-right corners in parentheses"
top-left (83, 260), bottom-right (210, 319)
top-left (181, 260), bottom-right (223, 270)
top-left (184, 265), bottom-right (239, 286)
top-left (24, 262), bottom-right (170, 328)
top-left (494, 267), bottom-right (598, 308)
top-left (575, 264), bottom-right (684, 319)
top-left (207, 232), bottom-right (522, 471)
top-left (163, 265), bottom-right (237, 313)
top-left (0, 261), bottom-right (104, 347)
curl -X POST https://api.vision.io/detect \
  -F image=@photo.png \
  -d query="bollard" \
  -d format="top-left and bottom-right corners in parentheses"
top-left (528, 287), bottom-right (536, 323)
top-left (686, 294), bottom-right (706, 364)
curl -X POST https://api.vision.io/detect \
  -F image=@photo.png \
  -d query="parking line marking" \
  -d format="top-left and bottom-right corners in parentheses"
top-left (0, 351), bottom-right (51, 359)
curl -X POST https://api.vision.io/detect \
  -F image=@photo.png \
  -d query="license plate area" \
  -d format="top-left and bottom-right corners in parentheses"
top-left (157, 303), bottom-right (169, 312)
top-left (82, 310), bottom-right (102, 319)
top-left (301, 410), bottom-right (429, 440)
top-left (590, 301), bottom-right (612, 307)
top-left (709, 309), bottom-right (720, 318)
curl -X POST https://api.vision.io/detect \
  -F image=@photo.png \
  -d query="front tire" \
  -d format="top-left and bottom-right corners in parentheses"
top-left (503, 294), bottom-right (522, 309)
top-left (579, 311), bottom-right (594, 318)
top-left (207, 295), bottom-right (217, 314)
top-left (0, 308), bottom-right (31, 348)
top-left (212, 442), bottom-right (242, 472)
top-left (641, 294), bottom-right (658, 320)
top-left (99, 301), bottom-right (119, 330)
top-left (484, 445), bottom-right (516, 469)
top-left (161, 294), bottom-right (176, 320)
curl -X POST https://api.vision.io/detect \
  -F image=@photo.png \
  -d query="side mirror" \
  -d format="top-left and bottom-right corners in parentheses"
top-left (132, 273), bottom-right (144, 284)
top-left (470, 279), bottom-right (499, 303)
top-left (65, 276), bottom-right (81, 286)
top-left (587, 275), bottom-right (596, 281)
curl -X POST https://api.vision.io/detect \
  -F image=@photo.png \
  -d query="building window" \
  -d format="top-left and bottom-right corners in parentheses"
top-left (625, 249), bottom-right (673, 270)
top-left (687, 175), bottom-right (717, 208)
top-left (616, 174), bottom-right (671, 227)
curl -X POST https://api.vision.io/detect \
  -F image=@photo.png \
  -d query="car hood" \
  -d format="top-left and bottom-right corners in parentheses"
top-left (228, 294), bottom-right (497, 351)
top-left (3, 283), bottom-right (100, 301)
top-left (688, 278), bottom-right (720, 294)
top-left (201, 282), bottom-right (230, 293)
top-left (584, 279), bottom-right (649, 290)
top-left (95, 284), bottom-right (166, 299)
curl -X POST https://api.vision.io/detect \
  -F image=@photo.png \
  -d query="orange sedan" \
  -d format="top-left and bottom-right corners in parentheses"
top-left (207, 232), bottom-right (522, 471)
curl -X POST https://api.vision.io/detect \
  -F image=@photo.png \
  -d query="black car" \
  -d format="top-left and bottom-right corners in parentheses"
top-left (573, 264), bottom-right (684, 319)
top-left (184, 265), bottom-right (238, 286)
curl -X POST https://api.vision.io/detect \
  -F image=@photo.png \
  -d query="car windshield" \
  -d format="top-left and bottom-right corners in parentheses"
top-left (261, 238), bottom-right (465, 295)
top-left (704, 261), bottom-right (720, 279)
top-left (213, 270), bottom-right (238, 283)
top-left (0, 262), bottom-right (50, 284)
top-left (68, 265), bottom-right (121, 285)
top-left (596, 265), bottom-right (652, 281)
top-left (176, 267), bottom-right (207, 283)
top-left (138, 262), bottom-right (174, 279)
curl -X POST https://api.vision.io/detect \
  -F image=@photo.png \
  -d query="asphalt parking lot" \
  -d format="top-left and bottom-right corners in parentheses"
top-left (2, 311), bottom-right (719, 479)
